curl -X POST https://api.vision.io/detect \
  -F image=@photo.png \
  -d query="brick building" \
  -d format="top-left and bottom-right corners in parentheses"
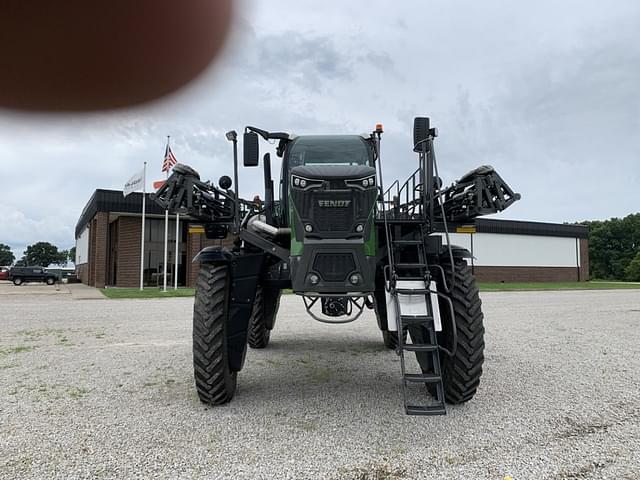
top-left (75, 189), bottom-right (589, 288)
top-left (75, 189), bottom-right (228, 288)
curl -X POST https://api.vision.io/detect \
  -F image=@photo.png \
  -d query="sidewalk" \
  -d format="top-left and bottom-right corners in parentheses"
top-left (0, 281), bottom-right (106, 300)
top-left (66, 283), bottom-right (106, 300)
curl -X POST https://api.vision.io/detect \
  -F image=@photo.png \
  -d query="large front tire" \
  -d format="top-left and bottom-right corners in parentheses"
top-left (193, 264), bottom-right (237, 405)
top-left (436, 257), bottom-right (485, 404)
top-left (374, 286), bottom-right (407, 349)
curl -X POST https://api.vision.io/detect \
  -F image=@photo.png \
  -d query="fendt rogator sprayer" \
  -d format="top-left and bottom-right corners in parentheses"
top-left (152, 117), bottom-right (520, 415)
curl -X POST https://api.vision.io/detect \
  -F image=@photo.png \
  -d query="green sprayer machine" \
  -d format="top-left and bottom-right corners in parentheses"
top-left (152, 117), bottom-right (520, 415)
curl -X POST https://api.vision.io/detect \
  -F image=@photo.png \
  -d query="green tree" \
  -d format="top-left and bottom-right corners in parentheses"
top-left (69, 246), bottom-right (76, 264)
top-left (23, 242), bottom-right (66, 267)
top-left (580, 213), bottom-right (640, 280)
top-left (625, 251), bottom-right (640, 281)
top-left (0, 243), bottom-right (15, 265)
top-left (59, 249), bottom-right (69, 266)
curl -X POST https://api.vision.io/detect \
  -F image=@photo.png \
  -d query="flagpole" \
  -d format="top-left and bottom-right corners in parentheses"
top-left (174, 213), bottom-right (179, 289)
top-left (139, 161), bottom-right (147, 291)
top-left (163, 136), bottom-right (170, 293)
top-left (163, 209), bottom-right (168, 292)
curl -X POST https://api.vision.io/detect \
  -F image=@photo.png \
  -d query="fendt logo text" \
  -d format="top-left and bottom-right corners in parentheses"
top-left (318, 200), bottom-right (351, 207)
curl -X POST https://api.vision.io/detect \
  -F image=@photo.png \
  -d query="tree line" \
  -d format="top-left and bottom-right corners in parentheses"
top-left (578, 212), bottom-right (640, 281)
top-left (0, 242), bottom-right (76, 268)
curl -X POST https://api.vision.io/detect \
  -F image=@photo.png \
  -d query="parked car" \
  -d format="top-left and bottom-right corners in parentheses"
top-left (0, 266), bottom-right (10, 281)
top-left (8, 266), bottom-right (58, 286)
top-left (44, 267), bottom-right (76, 283)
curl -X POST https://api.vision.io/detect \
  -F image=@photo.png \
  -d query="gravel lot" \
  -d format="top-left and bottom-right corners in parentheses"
top-left (1, 289), bottom-right (639, 479)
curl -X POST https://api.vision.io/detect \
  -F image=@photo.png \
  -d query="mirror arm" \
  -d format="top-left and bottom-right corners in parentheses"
top-left (245, 125), bottom-right (270, 141)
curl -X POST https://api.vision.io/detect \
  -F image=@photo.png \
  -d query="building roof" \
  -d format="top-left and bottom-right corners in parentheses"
top-left (76, 189), bottom-right (589, 239)
top-left (75, 189), bottom-right (167, 237)
top-left (475, 218), bottom-right (588, 239)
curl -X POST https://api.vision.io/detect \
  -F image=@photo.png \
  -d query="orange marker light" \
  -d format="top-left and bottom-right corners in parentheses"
top-left (375, 123), bottom-right (384, 133)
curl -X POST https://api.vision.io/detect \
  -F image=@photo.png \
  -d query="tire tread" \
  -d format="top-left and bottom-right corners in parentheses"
top-left (192, 264), bottom-right (236, 405)
top-left (248, 285), bottom-right (270, 349)
top-left (438, 257), bottom-right (485, 404)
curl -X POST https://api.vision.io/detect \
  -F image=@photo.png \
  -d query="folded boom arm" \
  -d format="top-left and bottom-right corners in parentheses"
top-left (150, 164), bottom-right (239, 225)
top-left (438, 165), bottom-right (521, 222)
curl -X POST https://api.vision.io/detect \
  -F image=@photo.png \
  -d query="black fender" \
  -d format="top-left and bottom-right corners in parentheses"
top-left (442, 244), bottom-right (473, 260)
top-left (193, 246), bottom-right (234, 264)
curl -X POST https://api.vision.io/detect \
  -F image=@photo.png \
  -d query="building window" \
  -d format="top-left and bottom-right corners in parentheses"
top-left (142, 218), bottom-right (186, 286)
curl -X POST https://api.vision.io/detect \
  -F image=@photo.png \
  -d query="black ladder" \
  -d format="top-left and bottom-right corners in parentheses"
top-left (387, 226), bottom-right (446, 416)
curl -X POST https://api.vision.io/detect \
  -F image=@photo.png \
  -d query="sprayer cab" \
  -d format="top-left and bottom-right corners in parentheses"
top-left (283, 135), bottom-right (378, 295)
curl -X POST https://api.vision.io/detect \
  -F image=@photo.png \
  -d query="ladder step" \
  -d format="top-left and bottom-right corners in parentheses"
top-left (395, 288), bottom-right (430, 295)
top-left (392, 240), bottom-right (423, 245)
top-left (377, 218), bottom-right (425, 224)
top-left (404, 373), bottom-right (442, 383)
top-left (400, 315), bottom-right (433, 326)
top-left (406, 405), bottom-right (446, 416)
top-left (395, 263), bottom-right (427, 269)
top-left (402, 344), bottom-right (438, 352)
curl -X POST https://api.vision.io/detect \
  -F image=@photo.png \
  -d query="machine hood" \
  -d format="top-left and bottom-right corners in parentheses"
top-left (290, 164), bottom-right (376, 181)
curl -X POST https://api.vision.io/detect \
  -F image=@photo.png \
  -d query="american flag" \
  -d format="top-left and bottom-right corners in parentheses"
top-left (162, 144), bottom-right (178, 173)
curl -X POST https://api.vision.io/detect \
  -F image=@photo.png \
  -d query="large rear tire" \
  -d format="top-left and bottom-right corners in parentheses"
top-left (435, 257), bottom-right (485, 404)
top-left (193, 264), bottom-right (237, 405)
top-left (248, 285), bottom-right (270, 349)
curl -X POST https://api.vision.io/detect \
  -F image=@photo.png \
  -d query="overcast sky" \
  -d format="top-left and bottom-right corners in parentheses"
top-left (1, 0), bottom-right (639, 260)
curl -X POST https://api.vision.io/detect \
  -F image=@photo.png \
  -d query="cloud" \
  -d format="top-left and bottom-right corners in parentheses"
top-left (0, 205), bottom-right (75, 258)
top-left (249, 32), bottom-right (354, 91)
top-left (1, 0), bottom-right (639, 257)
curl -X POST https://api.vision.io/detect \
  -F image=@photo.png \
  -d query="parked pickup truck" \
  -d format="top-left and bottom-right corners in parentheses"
top-left (8, 266), bottom-right (58, 286)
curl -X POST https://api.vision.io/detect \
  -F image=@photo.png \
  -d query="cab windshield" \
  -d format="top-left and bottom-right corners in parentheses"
top-left (287, 135), bottom-right (372, 167)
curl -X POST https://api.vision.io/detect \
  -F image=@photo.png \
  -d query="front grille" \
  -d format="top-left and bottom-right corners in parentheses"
top-left (313, 205), bottom-right (353, 232)
top-left (313, 253), bottom-right (356, 282)
top-left (291, 187), bottom-right (376, 235)
top-left (312, 192), bottom-right (354, 232)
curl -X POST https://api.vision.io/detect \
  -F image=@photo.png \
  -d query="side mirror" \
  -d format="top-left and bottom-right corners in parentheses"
top-left (413, 117), bottom-right (430, 152)
top-left (243, 132), bottom-right (259, 167)
top-left (218, 175), bottom-right (232, 190)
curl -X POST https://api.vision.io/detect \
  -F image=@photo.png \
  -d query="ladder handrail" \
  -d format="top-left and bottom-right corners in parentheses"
top-left (379, 168), bottom-right (425, 220)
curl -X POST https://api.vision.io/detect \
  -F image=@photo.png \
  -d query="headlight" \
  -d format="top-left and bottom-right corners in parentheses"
top-left (291, 175), bottom-right (320, 189)
top-left (347, 175), bottom-right (376, 189)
